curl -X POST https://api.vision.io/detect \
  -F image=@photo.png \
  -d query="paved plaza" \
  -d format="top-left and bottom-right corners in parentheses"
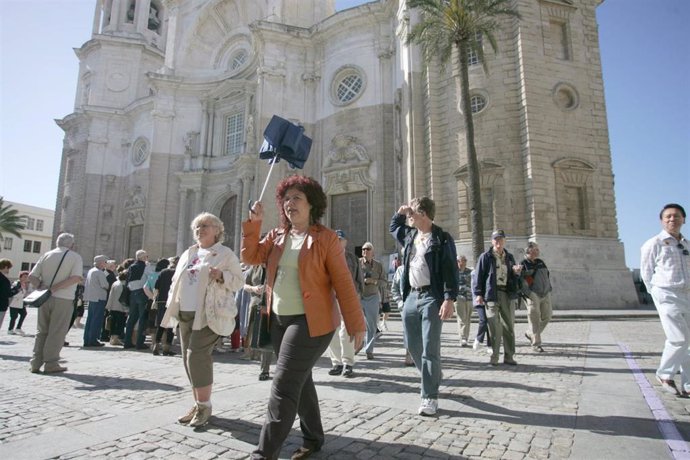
top-left (1, 308), bottom-right (689, 460)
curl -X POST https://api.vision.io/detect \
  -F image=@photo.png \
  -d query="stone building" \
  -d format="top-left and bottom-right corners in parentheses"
top-left (54, 0), bottom-right (637, 308)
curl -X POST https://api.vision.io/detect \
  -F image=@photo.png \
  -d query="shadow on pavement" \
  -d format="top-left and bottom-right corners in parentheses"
top-left (448, 396), bottom-right (685, 441)
top-left (51, 372), bottom-right (184, 392)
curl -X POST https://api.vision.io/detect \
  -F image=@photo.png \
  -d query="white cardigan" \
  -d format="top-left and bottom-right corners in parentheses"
top-left (162, 242), bottom-right (244, 336)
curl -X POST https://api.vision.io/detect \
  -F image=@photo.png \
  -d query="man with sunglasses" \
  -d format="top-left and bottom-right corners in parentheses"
top-left (641, 203), bottom-right (690, 396)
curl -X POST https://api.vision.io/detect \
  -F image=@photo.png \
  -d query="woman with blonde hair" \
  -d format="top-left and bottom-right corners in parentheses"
top-left (162, 212), bottom-right (244, 427)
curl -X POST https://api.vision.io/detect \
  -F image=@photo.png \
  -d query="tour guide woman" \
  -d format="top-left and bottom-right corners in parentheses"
top-left (162, 212), bottom-right (244, 428)
top-left (242, 175), bottom-right (365, 460)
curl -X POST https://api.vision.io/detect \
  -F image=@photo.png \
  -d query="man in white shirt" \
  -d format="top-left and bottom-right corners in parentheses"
top-left (29, 233), bottom-right (84, 373)
top-left (641, 203), bottom-right (690, 396)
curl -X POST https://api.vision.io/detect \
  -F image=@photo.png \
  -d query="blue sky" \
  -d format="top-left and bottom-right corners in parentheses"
top-left (1, 0), bottom-right (688, 269)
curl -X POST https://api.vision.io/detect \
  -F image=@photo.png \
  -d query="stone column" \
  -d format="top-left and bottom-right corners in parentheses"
top-left (176, 189), bottom-right (188, 254)
top-left (199, 101), bottom-right (209, 156)
top-left (136, 0), bottom-right (152, 32)
top-left (92, 0), bottom-right (103, 35)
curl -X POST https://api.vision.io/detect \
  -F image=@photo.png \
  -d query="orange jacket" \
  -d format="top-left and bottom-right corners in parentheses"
top-left (241, 220), bottom-right (365, 338)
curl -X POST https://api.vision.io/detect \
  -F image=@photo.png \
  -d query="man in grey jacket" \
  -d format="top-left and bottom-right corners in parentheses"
top-left (520, 242), bottom-right (552, 353)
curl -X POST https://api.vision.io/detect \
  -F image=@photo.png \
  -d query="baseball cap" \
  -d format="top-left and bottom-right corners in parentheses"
top-left (491, 229), bottom-right (506, 240)
top-left (335, 229), bottom-right (346, 240)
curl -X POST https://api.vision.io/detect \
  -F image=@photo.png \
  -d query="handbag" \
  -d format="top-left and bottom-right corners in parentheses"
top-left (24, 250), bottom-right (70, 308)
top-left (118, 283), bottom-right (131, 306)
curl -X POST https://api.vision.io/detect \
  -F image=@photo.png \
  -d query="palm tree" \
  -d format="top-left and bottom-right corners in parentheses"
top-left (0, 197), bottom-right (26, 241)
top-left (406, 0), bottom-right (519, 260)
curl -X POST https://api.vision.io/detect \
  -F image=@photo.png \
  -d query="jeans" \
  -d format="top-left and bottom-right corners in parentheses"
top-left (83, 299), bottom-right (106, 345)
top-left (474, 305), bottom-right (491, 346)
top-left (361, 294), bottom-right (380, 353)
top-left (402, 290), bottom-right (442, 399)
top-left (124, 289), bottom-right (148, 347)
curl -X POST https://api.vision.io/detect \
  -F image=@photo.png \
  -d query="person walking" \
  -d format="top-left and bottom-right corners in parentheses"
top-left (390, 197), bottom-right (458, 416)
top-left (105, 270), bottom-right (129, 346)
top-left (327, 229), bottom-right (363, 377)
top-left (242, 175), bottom-right (365, 459)
top-left (454, 255), bottom-right (473, 347)
top-left (28, 233), bottom-right (83, 373)
top-left (8, 270), bottom-right (31, 335)
top-left (472, 230), bottom-right (523, 367)
top-left (162, 212), bottom-right (244, 427)
top-left (641, 203), bottom-right (690, 396)
top-left (520, 242), bottom-right (553, 353)
top-left (359, 242), bottom-right (386, 360)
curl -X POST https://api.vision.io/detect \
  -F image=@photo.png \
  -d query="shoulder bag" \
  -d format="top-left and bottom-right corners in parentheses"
top-left (24, 250), bottom-right (69, 308)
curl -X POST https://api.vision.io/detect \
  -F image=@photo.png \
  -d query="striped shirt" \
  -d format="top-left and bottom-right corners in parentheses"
top-left (641, 230), bottom-right (690, 290)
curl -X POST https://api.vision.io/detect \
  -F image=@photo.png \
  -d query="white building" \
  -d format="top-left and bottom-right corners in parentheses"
top-left (1, 201), bottom-right (54, 280)
top-left (54, 0), bottom-right (638, 308)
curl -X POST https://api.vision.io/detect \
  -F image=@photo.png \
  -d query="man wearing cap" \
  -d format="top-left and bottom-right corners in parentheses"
top-left (359, 241), bottom-right (386, 360)
top-left (390, 197), bottom-right (458, 416)
top-left (454, 255), bottom-right (473, 347)
top-left (83, 255), bottom-right (110, 347)
top-left (29, 233), bottom-right (83, 373)
top-left (124, 249), bottom-right (150, 349)
top-left (472, 230), bottom-right (523, 366)
top-left (327, 230), bottom-right (364, 377)
top-left (641, 203), bottom-right (690, 396)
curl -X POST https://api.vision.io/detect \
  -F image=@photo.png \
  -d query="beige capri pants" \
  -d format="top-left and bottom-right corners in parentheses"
top-left (178, 311), bottom-right (220, 388)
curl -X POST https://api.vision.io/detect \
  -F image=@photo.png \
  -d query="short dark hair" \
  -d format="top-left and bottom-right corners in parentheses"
top-left (0, 259), bottom-right (12, 270)
top-left (155, 258), bottom-right (170, 272)
top-left (660, 203), bottom-right (686, 219)
top-left (275, 175), bottom-right (327, 228)
top-left (410, 196), bottom-right (436, 221)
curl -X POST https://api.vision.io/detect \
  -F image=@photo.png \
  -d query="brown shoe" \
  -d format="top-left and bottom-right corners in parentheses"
top-left (43, 365), bottom-right (68, 374)
top-left (30, 367), bottom-right (42, 374)
top-left (177, 405), bottom-right (198, 424)
top-left (291, 446), bottom-right (321, 460)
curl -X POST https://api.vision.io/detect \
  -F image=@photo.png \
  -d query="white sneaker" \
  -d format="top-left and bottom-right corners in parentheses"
top-left (418, 398), bottom-right (438, 416)
top-left (7, 330), bottom-right (15, 335)
top-left (486, 346), bottom-right (493, 354)
top-left (15, 329), bottom-right (25, 336)
top-left (472, 339), bottom-right (480, 351)
top-left (461, 339), bottom-right (468, 347)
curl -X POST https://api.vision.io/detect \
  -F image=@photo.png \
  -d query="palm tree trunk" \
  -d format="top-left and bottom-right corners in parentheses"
top-left (456, 41), bottom-right (484, 261)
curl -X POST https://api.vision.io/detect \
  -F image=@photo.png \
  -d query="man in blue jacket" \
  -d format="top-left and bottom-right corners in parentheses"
top-left (390, 197), bottom-right (458, 416)
top-left (472, 230), bottom-right (523, 366)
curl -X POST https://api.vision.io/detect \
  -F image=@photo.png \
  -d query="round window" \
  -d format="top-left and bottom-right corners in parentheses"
top-left (470, 94), bottom-right (487, 113)
top-left (231, 50), bottom-right (248, 71)
top-left (331, 66), bottom-right (366, 106)
top-left (553, 83), bottom-right (579, 111)
top-left (131, 138), bottom-right (149, 166)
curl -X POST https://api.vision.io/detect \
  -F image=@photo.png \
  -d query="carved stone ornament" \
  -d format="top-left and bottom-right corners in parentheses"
top-left (124, 185), bottom-right (146, 209)
top-left (324, 135), bottom-right (370, 169)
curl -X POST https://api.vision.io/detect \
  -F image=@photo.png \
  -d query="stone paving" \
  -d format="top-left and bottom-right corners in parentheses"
top-left (1, 309), bottom-right (688, 459)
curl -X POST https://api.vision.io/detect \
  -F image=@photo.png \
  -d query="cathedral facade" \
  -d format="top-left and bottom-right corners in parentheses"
top-left (55, 0), bottom-right (638, 308)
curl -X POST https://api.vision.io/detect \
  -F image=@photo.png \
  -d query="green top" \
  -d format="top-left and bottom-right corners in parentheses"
top-left (272, 234), bottom-right (306, 316)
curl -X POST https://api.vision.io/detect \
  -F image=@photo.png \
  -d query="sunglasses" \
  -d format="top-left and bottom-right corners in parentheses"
top-left (678, 243), bottom-right (690, 256)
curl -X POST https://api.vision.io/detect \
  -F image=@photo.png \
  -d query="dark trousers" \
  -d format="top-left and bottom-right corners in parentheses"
top-left (155, 326), bottom-right (174, 344)
top-left (110, 311), bottom-right (127, 337)
top-left (124, 290), bottom-right (148, 347)
top-left (8, 307), bottom-right (27, 330)
top-left (252, 314), bottom-right (334, 460)
top-left (474, 305), bottom-right (492, 346)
